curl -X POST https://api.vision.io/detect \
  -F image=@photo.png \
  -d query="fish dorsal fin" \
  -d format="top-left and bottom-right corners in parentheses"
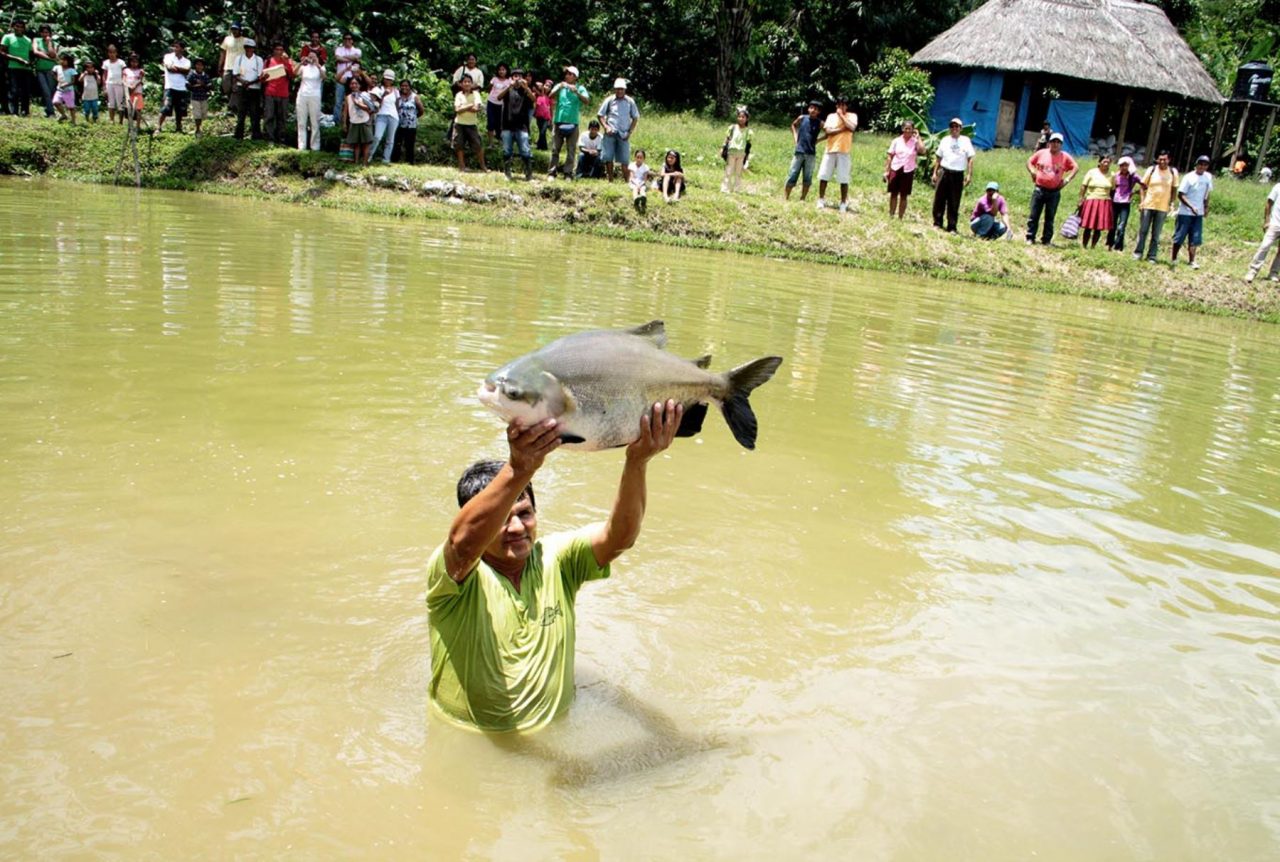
top-left (690, 354), bottom-right (712, 369)
top-left (625, 320), bottom-right (667, 348)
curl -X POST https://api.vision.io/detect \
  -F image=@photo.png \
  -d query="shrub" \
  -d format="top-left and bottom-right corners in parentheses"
top-left (852, 48), bottom-right (935, 132)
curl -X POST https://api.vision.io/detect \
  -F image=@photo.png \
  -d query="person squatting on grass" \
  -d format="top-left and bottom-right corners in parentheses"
top-left (884, 119), bottom-right (926, 219)
top-left (785, 100), bottom-right (821, 201)
top-left (1244, 179), bottom-right (1280, 283)
top-left (970, 182), bottom-right (1011, 239)
top-left (575, 119), bottom-right (604, 179)
top-left (721, 107), bottom-right (752, 194)
top-left (657, 150), bottom-right (685, 202)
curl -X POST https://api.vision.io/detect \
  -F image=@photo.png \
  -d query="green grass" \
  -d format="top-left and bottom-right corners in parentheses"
top-left (2, 111), bottom-right (1277, 323)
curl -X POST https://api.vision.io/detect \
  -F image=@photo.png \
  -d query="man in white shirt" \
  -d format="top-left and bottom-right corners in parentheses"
top-left (232, 38), bottom-right (264, 140)
top-left (1171, 155), bottom-right (1213, 268)
top-left (931, 117), bottom-right (975, 232)
top-left (331, 32), bottom-right (361, 125)
top-left (1244, 180), bottom-right (1280, 283)
top-left (156, 40), bottom-right (191, 133)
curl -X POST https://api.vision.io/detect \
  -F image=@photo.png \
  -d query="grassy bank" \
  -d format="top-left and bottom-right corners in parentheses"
top-left (2, 112), bottom-right (1277, 323)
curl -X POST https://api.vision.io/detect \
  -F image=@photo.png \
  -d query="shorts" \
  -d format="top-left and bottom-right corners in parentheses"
top-left (160, 89), bottom-right (189, 118)
top-left (1172, 213), bottom-right (1204, 247)
top-left (345, 121), bottom-right (374, 145)
top-left (82, 99), bottom-right (100, 118)
top-left (486, 100), bottom-right (502, 134)
top-left (601, 133), bottom-right (630, 164)
top-left (817, 151), bottom-right (851, 184)
top-left (54, 88), bottom-right (75, 108)
top-left (886, 168), bottom-right (915, 195)
top-left (786, 153), bottom-right (816, 187)
top-left (452, 123), bottom-right (482, 151)
top-left (106, 83), bottom-right (126, 111)
top-left (191, 99), bottom-right (208, 120)
top-left (129, 91), bottom-right (144, 113)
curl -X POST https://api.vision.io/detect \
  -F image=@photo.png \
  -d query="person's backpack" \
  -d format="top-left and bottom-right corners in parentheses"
top-left (1060, 207), bottom-right (1082, 239)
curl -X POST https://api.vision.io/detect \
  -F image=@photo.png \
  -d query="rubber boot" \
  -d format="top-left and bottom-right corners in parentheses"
top-left (639, 195), bottom-right (647, 214)
top-left (633, 197), bottom-right (641, 213)
top-left (503, 158), bottom-right (513, 181)
top-left (523, 157), bottom-right (532, 181)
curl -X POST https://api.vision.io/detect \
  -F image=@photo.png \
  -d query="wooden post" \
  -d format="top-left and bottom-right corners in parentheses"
top-left (1145, 97), bottom-right (1165, 161)
top-left (1116, 94), bottom-right (1132, 153)
top-left (1210, 103), bottom-right (1228, 162)
top-left (1257, 105), bottom-right (1276, 177)
top-left (1230, 101), bottom-right (1252, 165)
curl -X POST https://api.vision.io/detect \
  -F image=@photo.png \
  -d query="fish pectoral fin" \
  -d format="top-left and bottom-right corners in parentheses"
top-left (559, 434), bottom-right (587, 444)
top-left (540, 371), bottom-right (577, 415)
top-left (675, 402), bottom-right (709, 438)
top-left (690, 354), bottom-right (713, 369)
top-left (625, 320), bottom-right (668, 349)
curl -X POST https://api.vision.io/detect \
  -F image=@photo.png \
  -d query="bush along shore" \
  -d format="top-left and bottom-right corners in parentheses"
top-left (2, 113), bottom-right (1278, 323)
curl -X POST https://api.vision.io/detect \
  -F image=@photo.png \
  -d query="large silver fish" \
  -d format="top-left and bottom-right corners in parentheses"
top-left (478, 321), bottom-right (783, 451)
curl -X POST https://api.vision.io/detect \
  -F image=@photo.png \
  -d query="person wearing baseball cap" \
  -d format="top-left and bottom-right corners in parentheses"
top-left (1024, 130), bottom-right (1077, 244)
top-left (231, 38), bottom-right (264, 140)
top-left (970, 181), bottom-right (1011, 239)
top-left (598, 77), bottom-right (640, 182)
top-left (1171, 155), bottom-right (1214, 268)
top-left (547, 64), bottom-right (590, 179)
top-left (930, 117), bottom-right (974, 231)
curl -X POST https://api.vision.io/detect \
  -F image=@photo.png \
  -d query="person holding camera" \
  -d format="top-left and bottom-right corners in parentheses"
top-left (547, 65), bottom-right (590, 180)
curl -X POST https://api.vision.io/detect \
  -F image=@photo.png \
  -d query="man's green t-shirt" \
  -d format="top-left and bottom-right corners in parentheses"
top-left (553, 84), bottom-right (589, 125)
top-left (426, 526), bottom-right (610, 732)
top-left (1, 33), bottom-right (33, 70)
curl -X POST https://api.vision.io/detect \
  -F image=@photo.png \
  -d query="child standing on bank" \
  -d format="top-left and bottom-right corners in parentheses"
top-left (122, 53), bottom-right (145, 119)
top-left (54, 53), bottom-right (77, 123)
top-left (629, 149), bottom-right (651, 213)
top-left (187, 58), bottom-right (212, 134)
top-left (79, 60), bottom-right (101, 122)
top-left (721, 107), bottom-right (752, 193)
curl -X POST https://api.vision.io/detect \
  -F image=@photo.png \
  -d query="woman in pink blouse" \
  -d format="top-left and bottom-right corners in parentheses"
top-left (884, 120), bottom-right (927, 218)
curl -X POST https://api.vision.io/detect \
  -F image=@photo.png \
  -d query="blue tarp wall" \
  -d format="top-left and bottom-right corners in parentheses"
top-left (928, 69), bottom-right (1003, 149)
top-left (1045, 100), bottom-right (1098, 155)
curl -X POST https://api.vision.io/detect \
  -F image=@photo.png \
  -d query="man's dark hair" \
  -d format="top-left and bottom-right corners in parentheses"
top-left (465, 52), bottom-right (476, 61)
top-left (172, 40), bottom-right (185, 48)
top-left (457, 460), bottom-right (536, 510)
top-left (13, 18), bottom-right (26, 26)
top-left (343, 31), bottom-right (355, 39)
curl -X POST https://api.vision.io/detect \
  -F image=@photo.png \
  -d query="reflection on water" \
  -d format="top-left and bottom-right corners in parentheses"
top-left (0, 178), bottom-right (1277, 859)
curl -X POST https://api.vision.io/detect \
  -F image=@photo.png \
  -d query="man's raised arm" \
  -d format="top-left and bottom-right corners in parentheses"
top-left (444, 419), bottom-right (560, 581)
top-left (590, 400), bottom-right (682, 567)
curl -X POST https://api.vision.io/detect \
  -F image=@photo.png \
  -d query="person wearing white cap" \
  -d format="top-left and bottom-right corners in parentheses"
top-left (548, 65), bottom-right (589, 179)
top-left (1024, 131), bottom-right (1077, 244)
top-left (598, 77), bottom-right (640, 182)
top-left (930, 117), bottom-right (974, 231)
top-left (231, 38), bottom-right (264, 140)
top-left (1106, 156), bottom-right (1139, 251)
top-left (370, 69), bottom-right (400, 164)
top-left (1243, 176), bottom-right (1280, 283)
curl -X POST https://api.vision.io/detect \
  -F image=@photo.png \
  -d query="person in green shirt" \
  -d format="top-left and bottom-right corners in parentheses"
top-left (31, 24), bottom-right (57, 117)
top-left (546, 64), bottom-right (589, 180)
top-left (426, 401), bottom-right (683, 732)
top-left (1, 19), bottom-right (34, 116)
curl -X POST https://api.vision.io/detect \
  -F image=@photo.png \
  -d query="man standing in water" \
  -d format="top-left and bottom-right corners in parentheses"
top-left (426, 403), bottom-right (681, 732)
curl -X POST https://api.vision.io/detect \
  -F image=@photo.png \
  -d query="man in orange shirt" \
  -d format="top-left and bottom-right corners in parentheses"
top-left (815, 95), bottom-right (858, 213)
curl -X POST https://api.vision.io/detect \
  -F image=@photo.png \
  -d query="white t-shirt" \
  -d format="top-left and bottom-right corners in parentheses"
top-left (579, 132), bottom-right (602, 154)
top-left (220, 35), bottom-right (245, 73)
top-left (1268, 183), bottom-right (1280, 230)
top-left (377, 88), bottom-right (399, 117)
top-left (629, 162), bottom-right (651, 188)
top-left (163, 52), bottom-right (191, 90)
top-left (452, 65), bottom-right (484, 89)
top-left (937, 134), bottom-right (975, 172)
top-left (297, 63), bottom-right (323, 98)
top-left (1176, 170), bottom-right (1213, 216)
top-left (233, 53), bottom-right (264, 89)
top-left (102, 58), bottom-right (126, 85)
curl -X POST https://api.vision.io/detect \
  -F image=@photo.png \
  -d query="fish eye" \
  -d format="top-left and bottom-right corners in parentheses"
top-left (502, 382), bottom-right (524, 400)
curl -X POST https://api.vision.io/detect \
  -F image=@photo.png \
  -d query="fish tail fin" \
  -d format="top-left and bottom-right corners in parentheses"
top-left (720, 356), bottom-right (783, 450)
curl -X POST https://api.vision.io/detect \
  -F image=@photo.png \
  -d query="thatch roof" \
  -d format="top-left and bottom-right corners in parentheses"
top-left (911, 0), bottom-right (1224, 104)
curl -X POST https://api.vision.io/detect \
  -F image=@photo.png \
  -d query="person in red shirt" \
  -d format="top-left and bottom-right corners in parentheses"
top-left (1025, 132), bottom-right (1078, 244)
top-left (262, 42), bottom-right (295, 145)
top-left (299, 31), bottom-right (327, 66)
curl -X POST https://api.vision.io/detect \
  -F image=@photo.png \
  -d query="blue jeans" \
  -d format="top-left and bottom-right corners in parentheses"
top-left (1172, 213), bottom-right (1204, 248)
top-left (373, 113), bottom-right (399, 163)
top-left (332, 81), bottom-right (346, 126)
top-left (1108, 201), bottom-right (1131, 250)
top-left (1026, 186), bottom-right (1061, 243)
top-left (501, 128), bottom-right (531, 159)
top-left (1132, 209), bottom-right (1168, 261)
top-left (36, 69), bottom-right (55, 117)
top-left (970, 213), bottom-right (1007, 239)
top-left (786, 153), bottom-right (816, 187)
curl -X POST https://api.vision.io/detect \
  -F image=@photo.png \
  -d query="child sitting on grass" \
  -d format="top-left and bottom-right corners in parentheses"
top-left (629, 149), bottom-right (650, 213)
top-left (657, 150), bottom-right (685, 202)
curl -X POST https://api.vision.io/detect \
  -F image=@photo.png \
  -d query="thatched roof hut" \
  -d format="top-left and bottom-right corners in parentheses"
top-left (911, 0), bottom-right (1224, 157)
